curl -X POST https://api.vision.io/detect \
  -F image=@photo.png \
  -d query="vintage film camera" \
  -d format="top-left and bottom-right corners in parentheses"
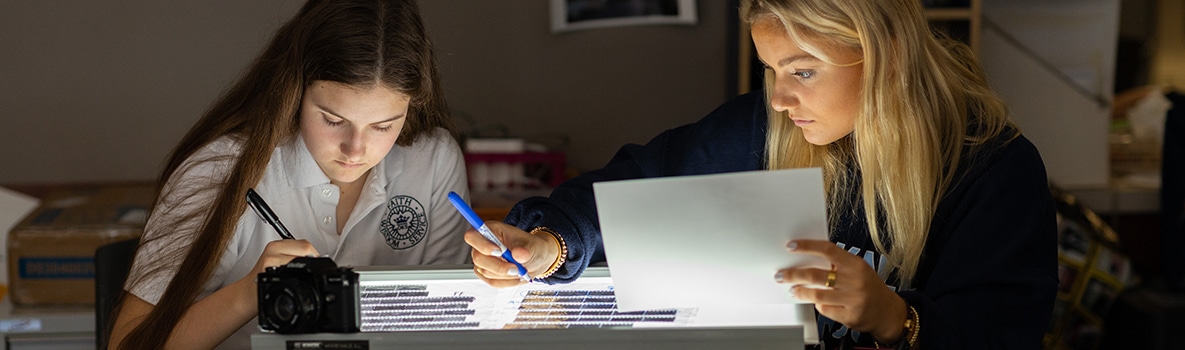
top-left (257, 256), bottom-right (361, 334)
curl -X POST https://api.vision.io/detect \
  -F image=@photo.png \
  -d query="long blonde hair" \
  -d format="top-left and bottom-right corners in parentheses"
top-left (742, 0), bottom-right (1014, 284)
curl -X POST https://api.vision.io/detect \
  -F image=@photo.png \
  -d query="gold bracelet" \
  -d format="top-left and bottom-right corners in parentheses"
top-left (873, 304), bottom-right (920, 349)
top-left (905, 304), bottom-right (920, 348)
top-left (529, 227), bottom-right (566, 280)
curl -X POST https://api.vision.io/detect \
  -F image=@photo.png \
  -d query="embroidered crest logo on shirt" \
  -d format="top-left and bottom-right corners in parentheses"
top-left (380, 195), bottom-right (428, 250)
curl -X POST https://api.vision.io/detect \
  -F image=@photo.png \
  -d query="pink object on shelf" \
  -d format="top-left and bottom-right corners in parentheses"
top-left (464, 152), bottom-right (566, 189)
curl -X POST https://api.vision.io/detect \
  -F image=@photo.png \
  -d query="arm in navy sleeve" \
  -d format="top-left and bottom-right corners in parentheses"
top-left (902, 135), bottom-right (1059, 349)
top-left (503, 91), bottom-right (769, 283)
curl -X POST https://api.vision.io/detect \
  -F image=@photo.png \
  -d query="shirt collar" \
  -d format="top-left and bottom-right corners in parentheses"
top-left (283, 135), bottom-right (331, 188)
top-left (366, 152), bottom-right (388, 196)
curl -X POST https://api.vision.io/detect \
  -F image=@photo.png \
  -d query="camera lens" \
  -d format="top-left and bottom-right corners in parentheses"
top-left (260, 279), bottom-right (321, 334)
top-left (271, 293), bottom-right (297, 323)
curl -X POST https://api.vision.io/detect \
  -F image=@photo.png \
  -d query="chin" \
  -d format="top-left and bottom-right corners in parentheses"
top-left (329, 171), bottom-right (367, 185)
top-left (804, 137), bottom-right (831, 146)
top-left (802, 132), bottom-right (843, 146)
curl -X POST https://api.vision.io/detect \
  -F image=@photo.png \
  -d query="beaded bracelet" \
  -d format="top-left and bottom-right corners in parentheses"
top-left (873, 304), bottom-right (920, 349)
top-left (529, 227), bottom-right (567, 280)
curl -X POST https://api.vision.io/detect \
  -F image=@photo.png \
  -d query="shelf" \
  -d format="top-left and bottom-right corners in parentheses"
top-left (733, 0), bottom-right (982, 95)
top-left (925, 8), bottom-right (972, 21)
top-left (0, 299), bottom-right (94, 350)
top-left (1064, 186), bottom-right (1160, 215)
top-left (924, 0), bottom-right (981, 52)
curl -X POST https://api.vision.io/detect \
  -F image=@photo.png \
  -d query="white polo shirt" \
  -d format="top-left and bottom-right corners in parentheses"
top-left (126, 128), bottom-right (469, 349)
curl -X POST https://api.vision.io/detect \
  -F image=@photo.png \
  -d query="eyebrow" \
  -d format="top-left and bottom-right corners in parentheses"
top-left (775, 54), bottom-right (819, 68)
top-left (318, 104), bottom-right (405, 124)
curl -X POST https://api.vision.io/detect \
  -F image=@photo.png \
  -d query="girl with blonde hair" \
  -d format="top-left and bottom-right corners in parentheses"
top-left (468, 0), bottom-right (1055, 348)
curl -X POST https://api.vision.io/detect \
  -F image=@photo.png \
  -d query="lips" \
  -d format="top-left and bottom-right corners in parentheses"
top-left (791, 118), bottom-right (813, 126)
top-left (336, 160), bottom-right (365, 169)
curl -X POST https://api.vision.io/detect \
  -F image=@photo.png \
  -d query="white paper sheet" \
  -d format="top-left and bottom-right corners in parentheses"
top-left (593, 169), bottom-right (831, 311)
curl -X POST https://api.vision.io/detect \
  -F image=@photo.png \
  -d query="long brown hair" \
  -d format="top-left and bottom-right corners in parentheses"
top-left (742, 0), bottom-right (1014, 284)
top-left (117, 0), bottom-right (452, 348)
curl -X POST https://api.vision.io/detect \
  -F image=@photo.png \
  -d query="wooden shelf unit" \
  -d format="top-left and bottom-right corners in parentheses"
top-left (735, 0), bottom-right (983, 95)
top-left (924, 0), bottom-right (982, 54)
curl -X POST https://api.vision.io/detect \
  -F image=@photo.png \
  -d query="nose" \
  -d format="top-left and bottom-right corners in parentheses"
top-left (768, 81), bottom-right (799, 112)
top-left (340, 128), bottom-right (365, 162)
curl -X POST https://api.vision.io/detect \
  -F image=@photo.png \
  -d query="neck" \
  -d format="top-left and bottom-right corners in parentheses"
top-left (332, 170), bottom-right (370, 196)
top-left (332, 169), bottom-right (370, 235)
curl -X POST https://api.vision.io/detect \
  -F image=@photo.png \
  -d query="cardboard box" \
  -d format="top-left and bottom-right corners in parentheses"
top-left (0, 187), bottom-right (40, 288)
top-left (7, 184), bottom-right (154, 305)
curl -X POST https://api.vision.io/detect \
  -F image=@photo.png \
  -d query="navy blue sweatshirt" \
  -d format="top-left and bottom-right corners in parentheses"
top-left (504, 91), bottom-right (1058, 349)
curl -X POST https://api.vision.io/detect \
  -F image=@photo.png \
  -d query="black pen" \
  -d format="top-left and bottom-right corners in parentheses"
top-left (246, 188), bottom-right (295, 240)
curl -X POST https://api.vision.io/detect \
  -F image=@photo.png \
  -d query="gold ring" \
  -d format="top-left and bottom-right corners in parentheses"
top-left (825, 269), bottom-right (837, 288)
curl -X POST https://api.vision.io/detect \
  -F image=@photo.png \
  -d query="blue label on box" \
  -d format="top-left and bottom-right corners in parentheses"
top-left (18, 257), bottom-right (95, 279)
top-left (30, 208), bottom-right (62, 224)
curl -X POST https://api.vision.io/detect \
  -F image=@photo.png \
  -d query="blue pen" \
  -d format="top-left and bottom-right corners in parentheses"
top-left (447, 191), bottom-right (529, 280)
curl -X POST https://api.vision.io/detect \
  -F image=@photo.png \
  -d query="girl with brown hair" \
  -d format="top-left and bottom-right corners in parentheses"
top-left (108, 0), bottom-right (469, 348)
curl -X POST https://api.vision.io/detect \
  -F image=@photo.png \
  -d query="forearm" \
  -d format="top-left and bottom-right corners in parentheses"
top-left (505, 195), bottom-right (602, 283)
top-left (901, 269), bottom-right (1055, 349)
top-left (165, 277), bottom-right (258, 349)
top-left (505, 92), bottom-right (767, 283)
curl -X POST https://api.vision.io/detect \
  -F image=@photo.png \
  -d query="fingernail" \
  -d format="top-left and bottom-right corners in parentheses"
top-left (491, 248), bottom-right (503, 256)
top-left (786, 241), bottom-right (798, 250)
top-left (788, 286), bottom-right (797, 298)
top-left (774, 271), bottom-right (785, 282)
top-left (507, 267), bottom-right (520, 276)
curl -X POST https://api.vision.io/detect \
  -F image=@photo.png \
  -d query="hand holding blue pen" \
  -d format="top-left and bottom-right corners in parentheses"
top-left (447, 192), bottom-right (529, 281)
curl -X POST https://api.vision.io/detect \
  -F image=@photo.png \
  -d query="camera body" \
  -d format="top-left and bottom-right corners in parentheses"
top-left (257, 256), bottom-right (361, 334)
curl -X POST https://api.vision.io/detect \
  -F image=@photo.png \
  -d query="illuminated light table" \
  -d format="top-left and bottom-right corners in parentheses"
top-left (251, 266), bottom-right (809, 350)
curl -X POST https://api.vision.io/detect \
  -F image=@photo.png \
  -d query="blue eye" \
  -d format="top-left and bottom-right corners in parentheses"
top-left (792, 70), bottom-right (815, 79)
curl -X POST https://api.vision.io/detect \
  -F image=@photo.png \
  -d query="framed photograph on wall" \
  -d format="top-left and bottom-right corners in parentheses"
top-left (551, 0), bottom-right (698, 33)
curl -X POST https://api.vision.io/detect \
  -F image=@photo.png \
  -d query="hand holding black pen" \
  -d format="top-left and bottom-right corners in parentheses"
top-left (246, 188), bottom-right (295, 240)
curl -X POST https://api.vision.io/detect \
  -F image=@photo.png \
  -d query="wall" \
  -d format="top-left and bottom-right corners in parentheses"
top-left (417, 1), bottom-right (729, 173)
top-left (0, 1), bottom-right (731, 184)
top-left (980, 0), bottom-right (1119, 188)
top-left (0, 0), bottom-right (302, 184)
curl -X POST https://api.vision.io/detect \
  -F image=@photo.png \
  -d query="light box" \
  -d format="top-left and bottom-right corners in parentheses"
top-left (251, 266), bottom-right (811, 350)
